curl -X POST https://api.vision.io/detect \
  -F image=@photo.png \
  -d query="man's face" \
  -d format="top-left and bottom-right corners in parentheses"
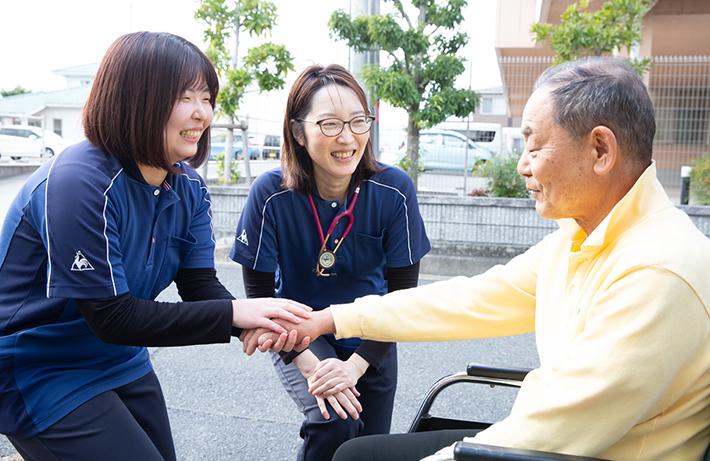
top-left (518, 88), bottom-right (599, 227)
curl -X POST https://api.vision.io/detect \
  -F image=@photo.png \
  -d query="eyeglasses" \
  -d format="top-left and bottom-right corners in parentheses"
top-left (298, 116), bottom-right (375, 137)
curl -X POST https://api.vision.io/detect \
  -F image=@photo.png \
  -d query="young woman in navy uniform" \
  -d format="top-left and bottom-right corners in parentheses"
top-left (0, 31), bottom-right (310, 461)
top-left (230, 64), bottom-right (430, 460)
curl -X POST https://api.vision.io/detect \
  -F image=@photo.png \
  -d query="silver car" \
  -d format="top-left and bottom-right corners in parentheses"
top-left (387, 130), bottom-right (493, 172)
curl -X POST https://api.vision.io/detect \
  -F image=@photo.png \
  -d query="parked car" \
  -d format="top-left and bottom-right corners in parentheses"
top-left (383, 130), bottom-right (493, 172)
top-left (209, 132), bottom-right (261, 160)
top-left (0, 125), bottom-right (71, 160)
top-left (261, 134), bottom-right (282, 159)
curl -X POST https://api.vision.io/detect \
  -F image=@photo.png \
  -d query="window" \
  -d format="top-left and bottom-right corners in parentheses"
top-left (53, 119), bottom-right (62, 136)
top-left (419, 134), bottom-right (437, 145)
top-left (442, 134), bottom-right (465, 148)
top-left (480, 96), bottom-right (506, 115)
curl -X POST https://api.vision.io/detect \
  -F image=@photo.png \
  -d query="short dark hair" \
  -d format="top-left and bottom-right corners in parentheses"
top-left (83, 31), bottom-right (219, 174)
top-left (281, 64), bottom-right (380, 193)
top-left (534, 56), bottom-right (655, 170)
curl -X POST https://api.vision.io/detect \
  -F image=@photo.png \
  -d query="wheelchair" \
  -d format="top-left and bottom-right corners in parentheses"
top-left (407, 363), bottom-right (610, 461)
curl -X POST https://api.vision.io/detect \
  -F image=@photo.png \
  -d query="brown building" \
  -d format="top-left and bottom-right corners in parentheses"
top-left (494, 0), bottom-right (710, 186)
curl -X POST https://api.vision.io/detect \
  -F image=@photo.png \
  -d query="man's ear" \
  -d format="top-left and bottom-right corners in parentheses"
top-left (291, 119), bottom-right (304, 146)
top-left (590, 126), bottom-right (617, 176)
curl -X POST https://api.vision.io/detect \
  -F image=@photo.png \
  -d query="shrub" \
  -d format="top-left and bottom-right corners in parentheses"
top-left (216, 153), bottom-right (241, 185)
top-left (689, 154), bottom-right (710, 205)
top-left (473, 153), bottom-right (529, 198)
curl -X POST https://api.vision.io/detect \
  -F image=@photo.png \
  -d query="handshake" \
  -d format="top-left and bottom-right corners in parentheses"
top-left (230, 298), bottom-right (335, 355)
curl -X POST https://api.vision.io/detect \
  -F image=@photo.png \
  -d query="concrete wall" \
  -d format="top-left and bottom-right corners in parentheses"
top-left (0, 164), bottom-right (40, 178)
top-left (209, 187), bottom-right (710, 277)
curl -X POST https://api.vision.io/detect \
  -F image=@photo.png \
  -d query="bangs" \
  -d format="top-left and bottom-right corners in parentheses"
top-left (177, 51), bottom-right (219, 108)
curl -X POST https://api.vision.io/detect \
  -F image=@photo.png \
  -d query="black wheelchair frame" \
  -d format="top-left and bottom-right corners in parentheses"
top-left (408, 363), bottom-right (610, 461)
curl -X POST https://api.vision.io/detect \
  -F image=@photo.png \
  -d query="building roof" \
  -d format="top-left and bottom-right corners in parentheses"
top-left (477, 86), bottom-right (503, 94)
top-left (0, 86), bottom-right (91, 115)
top-left (53, 63), bottom-right (100, 78)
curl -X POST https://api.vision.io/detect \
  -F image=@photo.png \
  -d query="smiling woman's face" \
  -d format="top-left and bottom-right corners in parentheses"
top-left (165, 82), bottom-right (214, 164)
top-left (297, 84), bottom-right (370, 189)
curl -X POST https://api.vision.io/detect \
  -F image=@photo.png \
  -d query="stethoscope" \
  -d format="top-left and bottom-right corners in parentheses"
top-left (307, 185), bottom-right (361, 277)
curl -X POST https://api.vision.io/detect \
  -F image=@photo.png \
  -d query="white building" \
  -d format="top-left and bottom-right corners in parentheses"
top-left (0, 63), bottom-right (98, 143)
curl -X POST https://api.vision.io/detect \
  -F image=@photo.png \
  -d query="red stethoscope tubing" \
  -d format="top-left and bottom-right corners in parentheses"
top-left (308, 185), bottom-right (361, 250)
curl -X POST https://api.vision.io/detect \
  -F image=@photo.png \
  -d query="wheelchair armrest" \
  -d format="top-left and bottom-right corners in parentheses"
top-left (408, 364), bottom-right (533, 433)
top-left (466, 363), bottom-right (531, 382)
top-left (454, 442), bottom-right (611, 461)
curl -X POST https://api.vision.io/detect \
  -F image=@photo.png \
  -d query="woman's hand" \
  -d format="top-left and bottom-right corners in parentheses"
top-left (313, 386), bottom-right (362, 421)
top-left (294, 352), bottom-right (363, 421)
top-left (240, 328), bottom-right (307, 355)
top-left (308, 355), bottom-right (369, 397)
top-left (232, 298), bottom-right (311, 333)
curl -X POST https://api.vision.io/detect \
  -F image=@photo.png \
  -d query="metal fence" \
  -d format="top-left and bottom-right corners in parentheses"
top-left (497, 55), bottom-right (710, 190)
top-left (217, 55), bottom-right (710, 196)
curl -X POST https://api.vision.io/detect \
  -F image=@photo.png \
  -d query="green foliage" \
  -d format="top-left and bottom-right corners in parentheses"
top-left (195, 0), bottom-right (295, 118)
top-left (195, 0), bottom-right (295, 185)
top-left (689, 154), bottom-right (710, 206)
top-left (215, 152), bottom-right (241, 184)
top-left (1, 86), bottom-right (30, 97)
top-left (473, 153), bottom-right (529, 198)
top-left (328, 0), bottom-right (479, 187)
top-left (393, 155), bottom-right (423, 177)
top-left (530, 0), bottom-right (653, 75)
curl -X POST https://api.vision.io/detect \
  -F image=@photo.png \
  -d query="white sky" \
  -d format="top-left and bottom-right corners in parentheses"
top-left (0, 0), bottom-right (502, 93)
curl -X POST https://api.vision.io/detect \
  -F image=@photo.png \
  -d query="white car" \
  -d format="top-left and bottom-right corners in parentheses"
top-left (0, 126), bottom-right (72, 160)
top-left (383, 130), bottom-right (493, 172)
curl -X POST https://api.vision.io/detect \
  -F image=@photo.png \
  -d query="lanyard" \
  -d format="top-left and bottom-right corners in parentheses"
top-left (307, 185), bottom-right (360, 276)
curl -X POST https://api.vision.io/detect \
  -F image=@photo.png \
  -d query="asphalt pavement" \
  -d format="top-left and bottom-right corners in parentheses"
top-left (0, 171), bottom-right (539, 461)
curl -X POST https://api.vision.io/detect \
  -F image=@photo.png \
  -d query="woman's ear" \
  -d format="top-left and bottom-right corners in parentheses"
top-left (590, 125), bottom-right (617, 176)
top-left (291, 119), bottom-right (304, 146)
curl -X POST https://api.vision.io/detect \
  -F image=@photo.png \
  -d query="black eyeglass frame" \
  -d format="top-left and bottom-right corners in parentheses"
top-left (297, 115), bottom-right (375, 137)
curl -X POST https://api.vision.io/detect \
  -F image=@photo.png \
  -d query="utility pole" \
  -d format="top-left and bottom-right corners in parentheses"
top-left (351, 0), bottom-right (380, 158)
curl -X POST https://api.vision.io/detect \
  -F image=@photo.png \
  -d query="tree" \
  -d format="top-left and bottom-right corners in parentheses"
top-left (1, 86), bottom-right (30, 97)
top-left (195, 0), bottom-right (295, 184)
top-left (530, 0), bottom-right (653, 75)
top-left (329, 0), bottom-right (480, 189)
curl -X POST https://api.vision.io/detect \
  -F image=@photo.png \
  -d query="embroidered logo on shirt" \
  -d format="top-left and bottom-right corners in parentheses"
top-left (71, 251), bottom-right (95, 271)
top-left (236, 229), bottom-right (249, 246)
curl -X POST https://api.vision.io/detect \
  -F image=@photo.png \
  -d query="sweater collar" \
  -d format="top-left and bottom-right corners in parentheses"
top-left (557, 162), bottom-right (674, 253)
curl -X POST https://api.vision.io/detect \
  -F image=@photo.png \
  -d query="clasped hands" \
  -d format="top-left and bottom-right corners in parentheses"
top-left (239, 308), bottom-right (335, 356)
top-left (239, 309), bottom-right (364, 420)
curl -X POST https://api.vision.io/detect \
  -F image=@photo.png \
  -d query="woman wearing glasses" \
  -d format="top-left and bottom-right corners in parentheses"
top-left (230, 64), bottom-right (430, 460)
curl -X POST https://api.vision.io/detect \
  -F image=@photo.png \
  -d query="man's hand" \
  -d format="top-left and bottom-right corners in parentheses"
top-left (256, 308), bottom-right (335, 353)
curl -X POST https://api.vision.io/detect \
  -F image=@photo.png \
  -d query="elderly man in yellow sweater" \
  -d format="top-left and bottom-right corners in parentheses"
top-left (256, 56), bottom-right (710, 461)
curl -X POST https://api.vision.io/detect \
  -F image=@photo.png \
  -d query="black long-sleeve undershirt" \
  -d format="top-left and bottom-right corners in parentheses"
top-left (242, 261), bottom-right (421, 370)
top-left (76, 267), bottom-right (236, 347)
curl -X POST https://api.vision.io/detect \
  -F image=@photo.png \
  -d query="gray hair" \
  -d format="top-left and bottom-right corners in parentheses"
top-left (534, 57), bottom-right (655, 169)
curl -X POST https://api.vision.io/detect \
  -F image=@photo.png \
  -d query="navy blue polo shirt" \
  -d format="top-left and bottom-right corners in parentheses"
top-left (0, 140), bottom-right (216, 439)
top-left (229, 165), bottom-right (430, 350)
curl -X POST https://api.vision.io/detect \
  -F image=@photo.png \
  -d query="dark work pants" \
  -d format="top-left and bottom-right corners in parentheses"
top-left (272, 337), bottom-right (398, 461)
top-left (8, 370), bottom-right (175, 461)
top-left (333, 429), bottom-right (483, 461)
